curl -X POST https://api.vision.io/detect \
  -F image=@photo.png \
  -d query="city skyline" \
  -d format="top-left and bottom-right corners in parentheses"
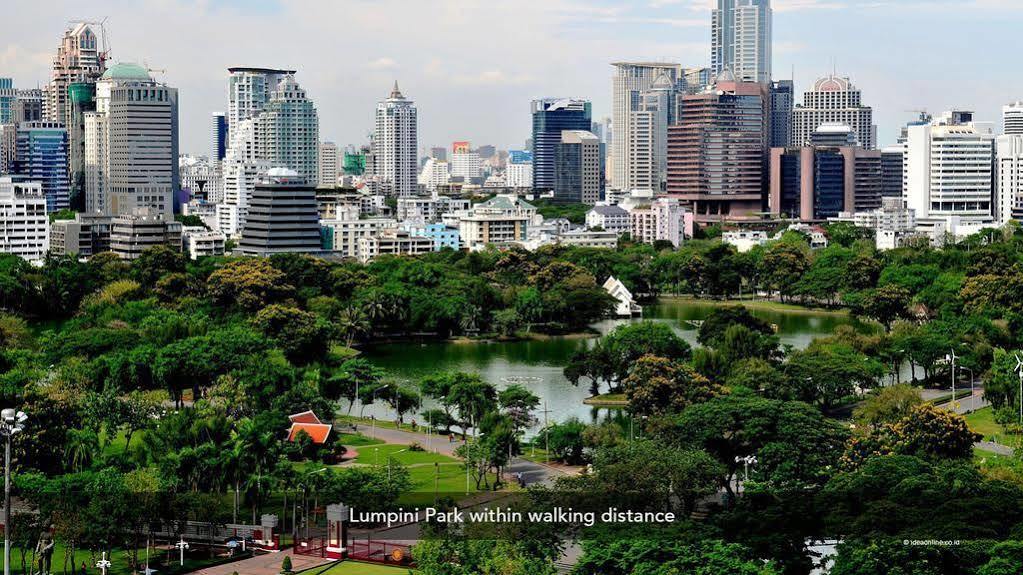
top-left (5, 0), bottom-right (1023, 155)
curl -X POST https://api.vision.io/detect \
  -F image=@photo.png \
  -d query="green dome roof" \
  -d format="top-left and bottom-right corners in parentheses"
top-left (101, 62), bottom-right (152, 81)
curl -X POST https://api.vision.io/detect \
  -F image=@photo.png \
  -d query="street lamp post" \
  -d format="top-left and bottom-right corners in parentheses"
top-left (961, 367), bottom-right (975, 413)
top-left (95, 552), bottom-right (111, 575)
top-left (371, 385), bottom-right (390, 435)
top-left (388, 449), bottom-right (408, 482)
top-left (733, 455), bottom-right (758, 494)
top-left (176, 536), bottom-right (189, 566)
top-left (1, 408), bottom-right (26, 575)
top-left (947, 349), bottom-right (958, 410)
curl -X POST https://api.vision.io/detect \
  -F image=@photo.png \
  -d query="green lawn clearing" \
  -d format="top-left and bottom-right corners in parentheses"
top-left (309, 559), bottom-right (411, 574)
top-left (354, 444), bottom-right (455, 466)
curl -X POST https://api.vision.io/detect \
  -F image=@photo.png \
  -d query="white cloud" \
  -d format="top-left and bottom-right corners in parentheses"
top-left (366, 57), bottom-right (398, 70)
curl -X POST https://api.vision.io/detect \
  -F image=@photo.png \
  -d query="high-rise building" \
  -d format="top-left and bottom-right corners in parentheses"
top-left (450, 150), bottom-right (481, 181)
top-left (792, 75), bottom-right (876, 149)
top-left (905, 110), bottom-right (994, 223)
top-left (997, 133), bottom-right (1023, 225)
top-left (769, 145), bottom-right (881, 220)
top-left (45, 22), bottom-right (107, 126)
top-left (0, 177), bottom-right (49, 261)
top-left (881, 145), bottom-right (904, 199)
top-left (226, 67), bottom-right (295, 141)
top-left (627, 72), bottom-right (676, 192)
top-left (810, 122), bottom-right (858, 147)
top-left (318, 141), bottom-right (339, 188)
top-left (769, 80), bottom-right (793, 148)
top-left (554, 130), bottom-right (603, 204)
top-left (84, 62), bottom-right (178, 216)
top-left (682, 68), bottom-right (713, 95)
top-left (666, 78), bottom-right (769, 222)
top-left (506, 150), bottom-right (533, 189)
top-left (373, 82), bottom-right (418, 197)
top-left (343, 147), bottom-right (366, 176)
top-left (254, 75), bottom-right (319, 186)
top-left (238, 168), bottom-right (323, 255)
top-left (611, 63), bottom-right (679, 191)
top-left (531, 98), bottom-right (592, 191)
top-left (15, 121), bottom-right (70, 212)
top-left (67, 82), bottom-right (97, 210)
top-left (452, 141), bottom-right (471, 154)
top-left (418, 158), bottom-right (450, 192)
top-left (0, 79), bottom-right (14, 124)
top-left (13, 90), bottom-right (43, 124)
top-left (211, 112), bottom-right (228, 163)
top-left (430, 147), bottom-right (447, 161)
top-left (711, 0), bottom-right (772, 84)
top-left (1003, 101), bottom-right (1023, 136)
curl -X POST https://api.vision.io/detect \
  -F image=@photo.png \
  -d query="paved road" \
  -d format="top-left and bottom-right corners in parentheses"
top-left (931, 388), bottom-right (1015, 455)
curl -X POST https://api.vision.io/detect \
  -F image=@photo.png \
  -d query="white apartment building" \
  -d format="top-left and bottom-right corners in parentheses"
top-left (722, 230), bottom-right (769, 253)
top-left (611, 63), bottom-right (680, 191)
top-left (457, 195), bottom-right (534, 250)
top-left (357, 229), bottom-right (434, 263)
top-left (997, 134), bottom-right (1023, 225)
top-left (255, 75), bottom-right (319, 185)
top-left (321, 217), bottom-right (398, 259)
top-left (506, 161), bottom-right (533, 189)
top-left (905, 111), bottom-right (994, 224)
top-left (450, 151), bottom-right (481, 181)
top-left (84, 62), bottom-right (178, 216)
top-left (557, 228), bottom-right (619, 249)
top-left (0, 178), bottom-right (49, 262)
top-left (629, 197), bottom-right (688, 247)
top-left (226, 67), bottom-right (294, 140)
top-left (792, 75), bottom-right (876, 149)
top-left (396, 195), bottom-right (469, 222)
top-left (586, 205), bottom-right (631, 233)
top-left (418, 158), bottom-right (449, 191)
top-left (711, 0), bottom-right (772, 84)
top-left (373, 82), bottom-right (418, 197)
top-left (179, 155), bottom-right (222, 203)
top-left (180, 226), bottom-right (226, 259)
top-left (318, 141), bottom-right (339, 188)
top-left (627, 72), bottom-right (673, 193)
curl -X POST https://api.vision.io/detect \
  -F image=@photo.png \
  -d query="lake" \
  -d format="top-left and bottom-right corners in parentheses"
top-left (359, 298), bottom-right (870, 432)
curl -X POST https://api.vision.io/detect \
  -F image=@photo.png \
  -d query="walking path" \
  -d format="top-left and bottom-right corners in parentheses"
top-left (188, 552), bottom-right (330, 575)
top-left (354, 423), bottom-right (578, 487)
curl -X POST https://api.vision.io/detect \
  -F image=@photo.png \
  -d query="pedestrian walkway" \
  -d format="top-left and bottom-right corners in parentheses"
top-left (188, 552), bottom-right (331, 575)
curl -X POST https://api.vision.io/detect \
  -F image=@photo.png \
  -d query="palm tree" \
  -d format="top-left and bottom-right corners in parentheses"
top-left (64, 428), bottom-right (99, 472)
top-left (337, 306), bottom-right (370, 347)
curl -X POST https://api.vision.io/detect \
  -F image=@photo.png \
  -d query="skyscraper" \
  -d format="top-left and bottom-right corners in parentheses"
top-left (769, 80), bottom-right (793, 148)
top-left (84, 62), bottom-right (178, 216)
top-left (905, 110), bottom-right (994, 223)
top-left (238, 168), bottom-right (322, 255)
top-left (666, 77), bottom-right (769, 222)
top-left (67, 82), bottom-right (97, 210)
top-left (373, 82), bottom-right (418, 197)
top-left (0, 79), bottom-right (14, 124)
top-left (554, 130), bottom-right (604, 205)
top-left (792, 75), bottom-right (876, 149)
top-left (226, 67), bottom-right (295, 141)
top-left (14, 121), bottom-right (70, 212)
top-left (711, 0), bottom-right (772, 83)
top-left (46, 22), bottom-right (107, 126)
top-left (610, 63), bottom-right (679, 191)
top-left (318, 141), bottom-right (339, 188)
top-left (997, 131), bottom-right (1023, 225)
top-left (531, 98), bottom-right (592, 192)
top-left (1004, 101), bottom-right (1023, 136)
top-left (254, 75), bottom-right (319, 185)
top-left (627, 72), bottom-right (676, 192)
top-left (211, 112), bottom-right (228, 163)
top-left (881, 146), bottom-right (904, 199)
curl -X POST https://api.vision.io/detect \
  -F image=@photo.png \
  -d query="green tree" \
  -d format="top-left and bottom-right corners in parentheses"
top-left (251, 304), bottom-right (329, 363)
top-left (853, 384), bottom-right (922, 428)
top-left (207, 259), bottom-right (294, 311)
top-left (447, 374), bottom-right (498, 437)
top-left (623, 355), bottom-right (722, 417)
top-left (857, 284), bottom-right (912, 331)
top-left (696, 305), bottom-right (774, 348)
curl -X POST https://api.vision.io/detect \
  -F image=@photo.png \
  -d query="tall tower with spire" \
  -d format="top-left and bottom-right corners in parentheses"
top-left (373, 81), bottom-right (418, 197)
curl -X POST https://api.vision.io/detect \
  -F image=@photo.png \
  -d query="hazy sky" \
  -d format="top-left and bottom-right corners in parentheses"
top-left (4, 0), bottom-right (1023, 155)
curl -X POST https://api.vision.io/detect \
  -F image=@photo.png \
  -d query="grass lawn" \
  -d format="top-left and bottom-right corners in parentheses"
top-left (9, 543), bottom-right (236, 575)
top-left (309, 560), bottom-right (411, 574)
top-left (965, 407), bottom-right (1004, 441)
top-left (335, 415), bottom-right (432, 435)
top-left (354, 444), bottom-right (456, 466)
top-left (583, 393), bottom-right (628, 407)
top-left (660, 295), bottom-right (852, 316)
top-left (338, 432), bottom-right (385, 446)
